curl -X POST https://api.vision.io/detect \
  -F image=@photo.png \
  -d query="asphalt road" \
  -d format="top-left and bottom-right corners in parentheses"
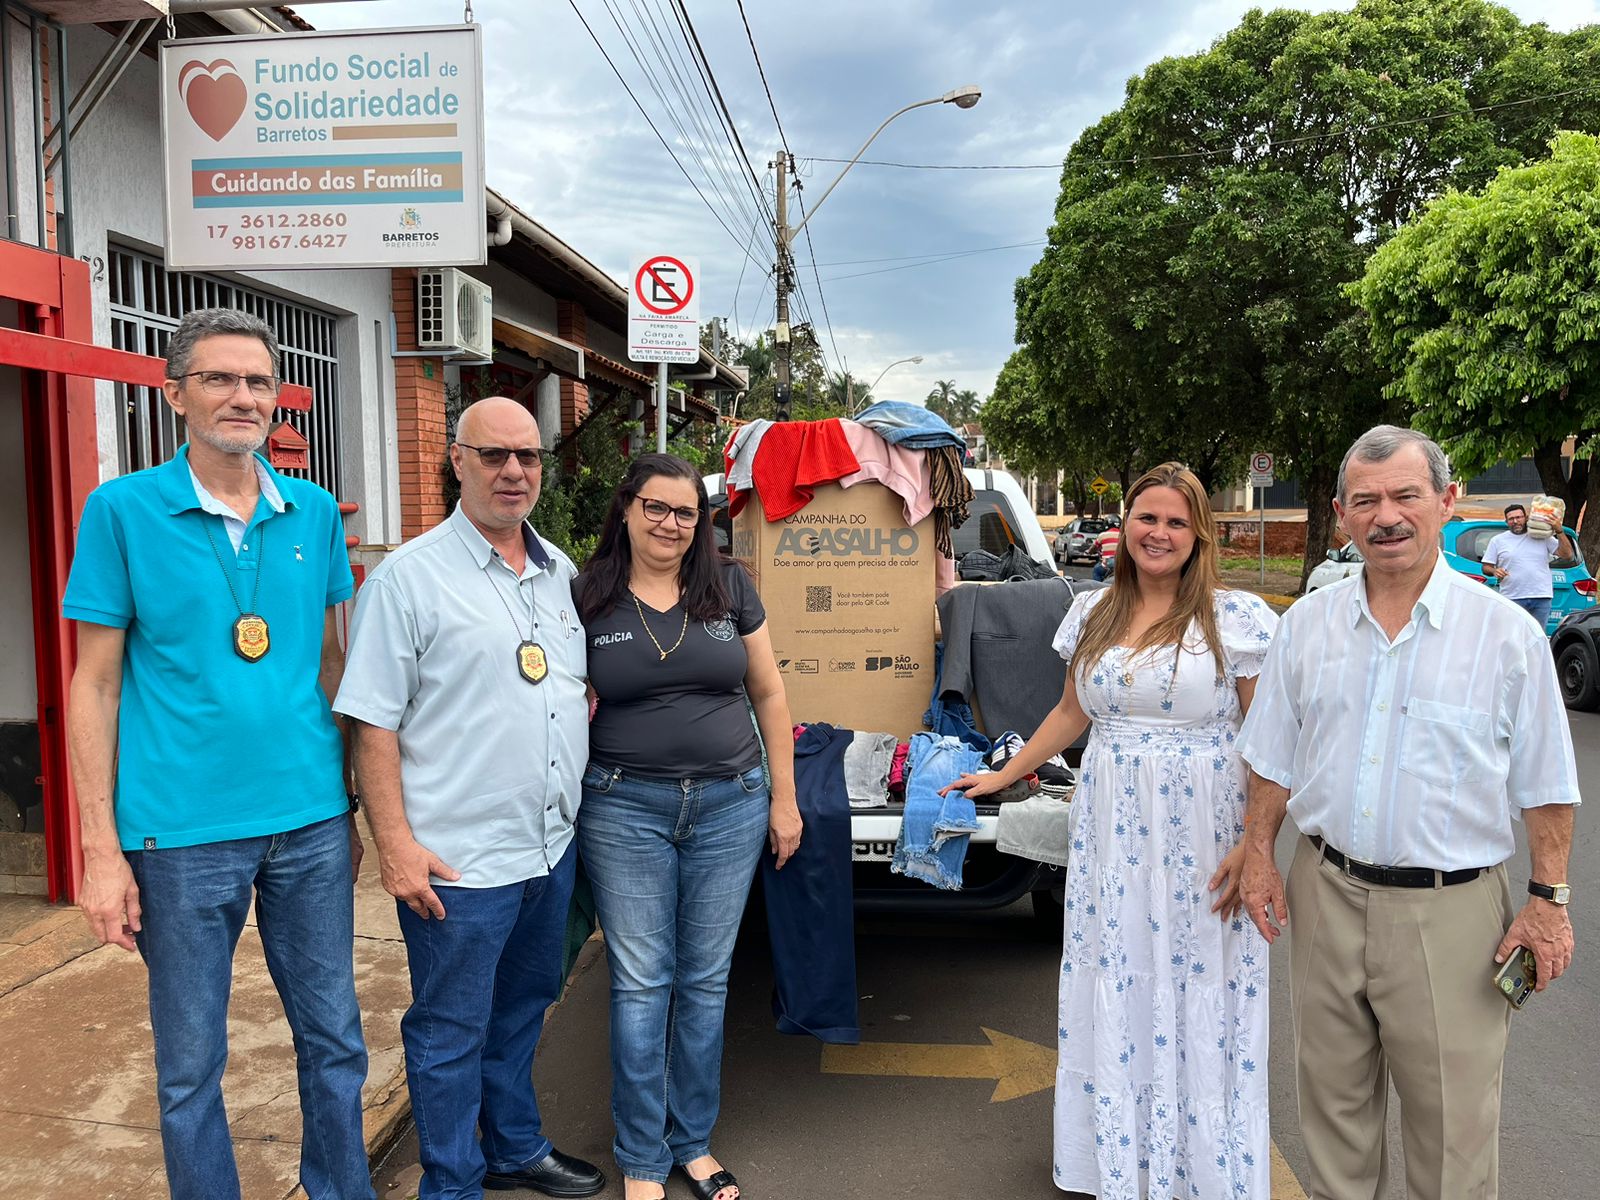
top-left (375, 715), bottom-right (1599, 1200)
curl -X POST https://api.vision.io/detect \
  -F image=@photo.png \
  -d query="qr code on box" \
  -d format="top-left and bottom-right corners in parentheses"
top-left (806, 585), bottom-right (832, 613)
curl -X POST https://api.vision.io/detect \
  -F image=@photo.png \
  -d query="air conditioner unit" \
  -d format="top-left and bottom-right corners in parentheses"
top-left (416, 267), bottom-right (493, 360)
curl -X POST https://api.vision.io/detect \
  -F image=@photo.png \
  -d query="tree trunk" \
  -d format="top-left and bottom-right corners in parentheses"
top-left (1578, 456), bottom-right (1600, 573)
top-left (1298, 461), bottom-right (1340, 595)
top-left (1532, 438), bottom-right (1581, 510)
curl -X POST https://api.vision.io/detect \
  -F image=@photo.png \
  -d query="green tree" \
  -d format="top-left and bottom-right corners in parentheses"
top-left (1016, 0), bottom-right (1600, 588)
top-left (720, 325), bottom-right (841, 421)
top-left (1353, 130), bottom-right (1600, 563)
top-left (983, 349), bottom-right (1122, 511)
top-left (926, 379), bottom-right (956, 420)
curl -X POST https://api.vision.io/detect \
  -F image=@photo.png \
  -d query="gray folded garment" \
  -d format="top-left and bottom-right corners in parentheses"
top-left (844, 731), bottom-right (899, 808)
top-left (995, 791), bottom-right (1074, 867)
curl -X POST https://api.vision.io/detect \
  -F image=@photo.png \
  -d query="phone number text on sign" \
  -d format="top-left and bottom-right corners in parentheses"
top-left (205, 213), bottom-right (350, 255)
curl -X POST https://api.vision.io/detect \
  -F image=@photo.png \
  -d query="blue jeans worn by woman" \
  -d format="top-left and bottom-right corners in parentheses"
top-left (126, 813), bottom-right (372, 1200)
top-left (395, 846), bottom-right (577, 1200)
top-left (576, 763), bottom-right (768, 1183)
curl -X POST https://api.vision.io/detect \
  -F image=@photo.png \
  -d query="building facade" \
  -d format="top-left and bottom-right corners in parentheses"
top-left (0, 3), bottom-right (740, 899)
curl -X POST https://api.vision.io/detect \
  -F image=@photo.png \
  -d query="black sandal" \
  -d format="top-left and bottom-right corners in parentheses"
top-left (677, 1165), bottom-right (740, 1200)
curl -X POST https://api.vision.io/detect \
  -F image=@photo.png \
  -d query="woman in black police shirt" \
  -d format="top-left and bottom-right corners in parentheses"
top-left (575, 453), bottom-right (800, 1200)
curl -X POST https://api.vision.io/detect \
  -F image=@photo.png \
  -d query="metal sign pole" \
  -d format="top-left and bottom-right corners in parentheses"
top-left (1259, 485), bottom-right (1266, 586)
top-left (657, 362), bottom-right (668, 453)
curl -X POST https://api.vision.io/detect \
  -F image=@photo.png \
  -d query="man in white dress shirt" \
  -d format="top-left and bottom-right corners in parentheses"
top-left (1238, 425), bottom-right (1579, 1200)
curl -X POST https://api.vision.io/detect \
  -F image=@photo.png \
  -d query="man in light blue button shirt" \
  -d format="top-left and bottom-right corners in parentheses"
top-left (336, 398), bottom-right (602, 1200)
top-left (1238, 426), bottom-right (1579, 1200)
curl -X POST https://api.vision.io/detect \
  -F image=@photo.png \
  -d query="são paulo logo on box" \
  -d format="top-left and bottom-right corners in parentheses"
top-left (161, 26), bottom-right (483, 271)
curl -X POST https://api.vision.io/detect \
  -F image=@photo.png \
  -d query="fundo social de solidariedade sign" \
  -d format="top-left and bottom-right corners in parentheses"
top-left (160, 24), bottom-right (486, 271)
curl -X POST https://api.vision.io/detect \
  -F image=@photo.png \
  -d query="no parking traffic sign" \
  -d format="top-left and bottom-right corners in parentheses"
top-left (628, 254), bottom-right (700, 363)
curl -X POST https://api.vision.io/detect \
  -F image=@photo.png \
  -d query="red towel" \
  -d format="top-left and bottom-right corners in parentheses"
top-left (734, 419), bottom-right (860, 520)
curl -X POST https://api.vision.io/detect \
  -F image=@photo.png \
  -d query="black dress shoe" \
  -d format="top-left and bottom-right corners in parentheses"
top-left (484, 1149), bottom-right (606, 1198)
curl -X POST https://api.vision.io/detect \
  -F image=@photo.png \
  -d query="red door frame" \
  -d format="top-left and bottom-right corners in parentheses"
top-left (0, 240), bottom-right (312, 902)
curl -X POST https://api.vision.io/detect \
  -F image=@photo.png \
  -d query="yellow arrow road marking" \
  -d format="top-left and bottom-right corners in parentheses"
top-left (823, 1029), bottom-right (1311, 1197)
top-left (820, 1026), bottom-right (1055, 1102)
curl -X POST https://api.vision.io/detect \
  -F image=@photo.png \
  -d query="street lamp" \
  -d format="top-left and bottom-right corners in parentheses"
top-left (847, 355), bottom-right (923, 416)
top-left (771, 86), bottom-right (981, 419)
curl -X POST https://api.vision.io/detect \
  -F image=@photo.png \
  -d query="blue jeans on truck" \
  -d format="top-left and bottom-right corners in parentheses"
top-left (576, 763), bottom-right (768, 1184)
top-left (127, 813), bottom-right (373, 1200)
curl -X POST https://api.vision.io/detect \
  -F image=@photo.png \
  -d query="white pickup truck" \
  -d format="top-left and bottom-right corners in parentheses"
top-left (705, 467), bottom-right (1081, 930)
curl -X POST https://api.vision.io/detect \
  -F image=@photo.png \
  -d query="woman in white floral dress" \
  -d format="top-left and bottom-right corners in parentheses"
top-left (950, 462), bottom-right (1277, 1198)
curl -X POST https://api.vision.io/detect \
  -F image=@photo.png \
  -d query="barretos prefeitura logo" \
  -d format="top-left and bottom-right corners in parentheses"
top-left (179, 59), bottom-right (248, 141)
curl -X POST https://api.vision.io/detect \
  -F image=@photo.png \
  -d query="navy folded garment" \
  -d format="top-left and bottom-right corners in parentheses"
top-left (762, 721), bottom-right (860, 1044)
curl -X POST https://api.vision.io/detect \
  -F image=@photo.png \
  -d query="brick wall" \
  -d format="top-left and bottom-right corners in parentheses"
top-left (1216, 519), bottom-right (1307, 556)
top-left (392, 269), bottom-right (446, 539)
top-left (556, 300), bottom-right (589, 435)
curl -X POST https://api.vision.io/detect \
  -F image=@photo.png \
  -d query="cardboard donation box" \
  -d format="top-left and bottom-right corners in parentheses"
top-left (733, 482), bottom-right (935, 738)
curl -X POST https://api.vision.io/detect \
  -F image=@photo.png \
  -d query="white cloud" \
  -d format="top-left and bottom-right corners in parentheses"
top-left (304, 0), bottom-right (1600, 405)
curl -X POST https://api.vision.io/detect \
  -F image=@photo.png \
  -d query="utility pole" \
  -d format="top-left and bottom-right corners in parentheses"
top-left (772, 150), bottom-right (792, 421)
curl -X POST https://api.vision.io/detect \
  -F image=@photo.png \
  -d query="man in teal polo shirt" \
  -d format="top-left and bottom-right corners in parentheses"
top-left (63, 308), bottom-right (374, 1200)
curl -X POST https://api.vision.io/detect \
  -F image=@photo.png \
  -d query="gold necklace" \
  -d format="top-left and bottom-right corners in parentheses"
top-left (632, 591), bottom-right (689, 660)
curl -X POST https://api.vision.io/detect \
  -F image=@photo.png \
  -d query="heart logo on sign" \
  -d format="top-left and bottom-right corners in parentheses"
top-left (177, 59), bottom-right (247, 142)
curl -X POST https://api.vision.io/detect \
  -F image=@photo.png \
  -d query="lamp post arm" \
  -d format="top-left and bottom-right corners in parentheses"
top-left (787, 96), bottom-right (942, 243)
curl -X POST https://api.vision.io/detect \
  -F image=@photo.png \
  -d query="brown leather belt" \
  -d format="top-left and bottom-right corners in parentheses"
top-left (1310, 835), bottom-right (1485, 888)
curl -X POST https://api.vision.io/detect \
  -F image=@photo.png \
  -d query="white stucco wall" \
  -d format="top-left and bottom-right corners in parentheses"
top-left (4, 9), bottom-right (42, 250)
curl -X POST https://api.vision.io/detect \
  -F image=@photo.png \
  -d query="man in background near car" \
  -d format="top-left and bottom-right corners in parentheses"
top-left (1090, 525), bottom-right (1120, 582)
top-left (1481, 501), bottom-right (1575, 632)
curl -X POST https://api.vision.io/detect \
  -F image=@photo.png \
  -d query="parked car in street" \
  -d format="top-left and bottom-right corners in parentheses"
top-left (1305, 525), bottom-right (1595, 636)
top-left (1551, 607), bottom-right (1600, 710)
top-left (1441, 520), bottom-right (1595, 636)
top-left (1306, 541), bottom-right (1363, 591)
top-left (1053, 515), bottom-right (1119, 565)
top-left (951, 468), bottom-right (1057, 570)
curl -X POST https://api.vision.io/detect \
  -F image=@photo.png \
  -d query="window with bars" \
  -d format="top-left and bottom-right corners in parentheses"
top-left (107, 246), bottom-right (344, 494)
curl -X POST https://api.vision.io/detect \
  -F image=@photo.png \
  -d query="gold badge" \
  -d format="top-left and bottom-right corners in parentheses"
top-left (517, 640), bottom-right (548, 684)
top-left (233, 614), bottom-right (271, 662)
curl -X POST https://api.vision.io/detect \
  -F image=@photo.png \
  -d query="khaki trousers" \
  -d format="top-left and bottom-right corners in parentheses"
top-left (1286, 835), bottom-right (1513, 1200)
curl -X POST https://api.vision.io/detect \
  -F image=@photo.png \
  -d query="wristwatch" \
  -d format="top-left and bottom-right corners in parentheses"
top-left (347, 792), bottom-right (361, 814)
top-left (1528, 880), bottom-right (1571, 904)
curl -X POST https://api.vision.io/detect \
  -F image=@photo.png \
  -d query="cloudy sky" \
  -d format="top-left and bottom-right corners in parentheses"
top-left (305, 0), bottom-right (1599, 406)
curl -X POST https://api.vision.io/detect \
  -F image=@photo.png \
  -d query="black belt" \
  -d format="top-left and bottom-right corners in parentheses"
top-left (1310, 835), bottom-right (1485, 888)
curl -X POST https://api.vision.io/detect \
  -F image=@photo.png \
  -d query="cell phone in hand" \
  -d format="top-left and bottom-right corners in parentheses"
top-left (1492, 946), bottom-right (1537, 1009)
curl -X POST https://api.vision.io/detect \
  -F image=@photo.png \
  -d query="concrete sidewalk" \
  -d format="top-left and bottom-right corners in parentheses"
top-left (0, 828), bottom-right (414, 1199)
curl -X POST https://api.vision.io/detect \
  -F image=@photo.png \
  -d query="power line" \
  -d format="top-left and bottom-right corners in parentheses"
top-left (805, 157), bottom-right (1059, 170)
top-left (735, 0), bottom-right (789, 156)
top-left (671, 0), bottom-right (774, 227)
top-left (791, 174), bottom-right (846, 377)
top-left (599, 0), bottom-right (758, 239)
top-left (631, 0), bottom-right (764, 233)
top-left (822, 241), bottom-right (1045, 283)
top-left (565, 0), bottom-right (769, 273)
top-left (806, 82), bottom-right (1600, 173)
top-left (814, 238), bottom-right (1047, 267)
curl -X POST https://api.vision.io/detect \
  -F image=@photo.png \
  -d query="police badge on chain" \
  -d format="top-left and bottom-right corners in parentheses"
top-left (517, 640), bottom-right (548, 684)
top-left (233, 614), bottom-right (271, 662)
